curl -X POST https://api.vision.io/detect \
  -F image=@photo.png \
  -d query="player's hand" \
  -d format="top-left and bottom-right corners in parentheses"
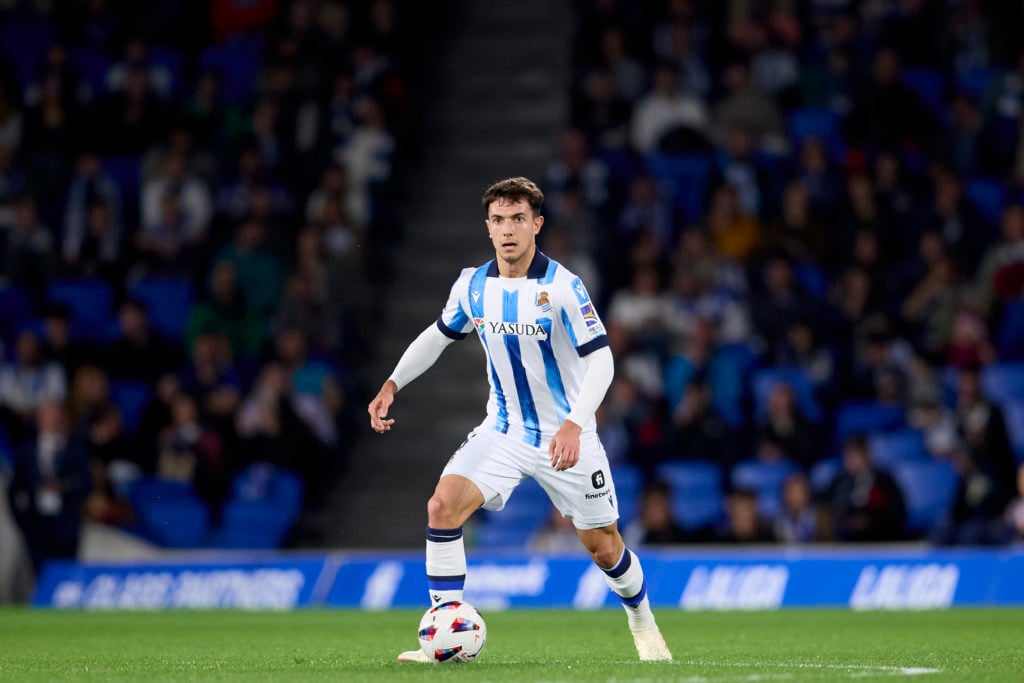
top-left (368, 380), bottom-right (398, 433)
top-left (549, 420), bottom-right (582, 471)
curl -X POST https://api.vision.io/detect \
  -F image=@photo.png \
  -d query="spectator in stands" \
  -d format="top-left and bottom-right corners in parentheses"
top-left (1, 195), bottom-right (55, 302)
top-left (953, 369), bottom-right (1017, 508)
top-left (752, 256), bottom-right (805, 356)
top-left (598, 27), bottom-right (646, 103)
top-left (920, 168), bottom-right (987, 277)
top-left (272, 273), bottom-right (341, 355)
top-left (105, 38), bottom-right (174, 99)
top-left (825, 434), bottom-right (906, 542)
top-left (94, 65), bottom-right (168, 155)
top-left (0, 81), bottom-right (23, 149)
top-left (186, 261), bottom-right (264, 361)
top-left (624, 481), bottom-right (691, 546)
top-left (757, 383), bottom-right (820, 470)
top-left (654, 20), bottom-right (710, 99)
top-left (62, 151), bottom-right (121, 264)
top-left (668, 379), bottom-right (737, 465)
top-left (107, 299), bottom-right (182, 383)
top-left (607, 266), bottom-right (665, 341)
top-left (574, 68), bottom-right (632, 149)
top-left (212, 219), bottom-right (283, 317)
top-left (844, 47), bottom-right (931, 151)
top-left (774, 320), bottom-right (834, 398)
top-left (774, 472), bottom-right (819, 544)
top-left (0, 330), bottom-right (67, 441)
top-left (305, 163), bottom-right (353, 226)
top-left (909, 395), bottom-right (961, 461)
top-left (766, 180), bottom-right (825, 266)
top-left (336, 95), bottom-right (393, 230)
top-left (545, 129), bottom-right (610, 212)
top-left (273, 328), bottom-right (340, 447)
top-left (8, 401), bottom-right (91, 573)
top-left (41, 304), bottom-right (95, 380)
top-left (902, 253), bottom-right (962, 361)
top-left (630, 61), bottom-right (709, 154)
top-left (617, 175), bottom-right (677, 253)
top-left (712, 59), bottom-right (784, 149)
top-left (179, 332), bottom-right (242, 436)
top-left (156, 393), bottom-right (224, 504)
top-left (236, 361), bottom-right (325, 486)
top-left (974, 204), bottom-right (1024, 314)
top-left (707, 184), bottom-right (761, 265)
top-left (718, 488), bottom-right (774, 543)
top-left (61, 196), bottom-right (122, 280)
top-left (140, 149), bottom-right (211, 251)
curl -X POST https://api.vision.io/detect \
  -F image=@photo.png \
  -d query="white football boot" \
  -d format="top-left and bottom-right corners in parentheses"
top-left (396, 649), bottom-right (431, 663)
top-left (632, 627), bottom-right (673, 661)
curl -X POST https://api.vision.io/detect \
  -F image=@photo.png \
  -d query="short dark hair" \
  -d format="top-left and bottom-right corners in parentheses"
top-left (481, 177), bottom-right (544, 217)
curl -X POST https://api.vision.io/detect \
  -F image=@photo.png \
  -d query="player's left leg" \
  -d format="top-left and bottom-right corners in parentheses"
top-left (576, 525), bottom-right (673, 662)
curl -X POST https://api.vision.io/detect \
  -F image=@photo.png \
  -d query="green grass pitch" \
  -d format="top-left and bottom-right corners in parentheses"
top-left (1, 608), bottom-right (1022, 681)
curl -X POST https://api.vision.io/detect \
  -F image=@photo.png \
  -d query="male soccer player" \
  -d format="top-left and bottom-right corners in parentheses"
top-left (368, 177), bottom-right (672, 662)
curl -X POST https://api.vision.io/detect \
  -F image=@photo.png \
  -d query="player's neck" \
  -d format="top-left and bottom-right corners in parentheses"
top-left (496, 244), bottom-right (537, 278)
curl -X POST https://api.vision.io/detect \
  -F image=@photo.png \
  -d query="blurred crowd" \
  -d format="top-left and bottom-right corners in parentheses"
top-left (0, 0), bottom-right (416, 573)
top-left (531, 0), bottom-right (1024, 548)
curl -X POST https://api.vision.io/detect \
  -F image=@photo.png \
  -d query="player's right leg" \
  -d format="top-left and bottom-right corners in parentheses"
top-left (397, 474), bottom-right (484, 663)
top-left (399, 429), bottom-right (527, 663)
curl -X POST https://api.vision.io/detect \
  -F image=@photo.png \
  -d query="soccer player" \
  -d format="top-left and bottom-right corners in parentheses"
top-left (368, 177), bottom-right (672, 662)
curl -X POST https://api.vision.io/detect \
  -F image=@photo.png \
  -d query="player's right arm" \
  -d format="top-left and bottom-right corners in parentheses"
top-left (368, 270), bottom-right (475, 433)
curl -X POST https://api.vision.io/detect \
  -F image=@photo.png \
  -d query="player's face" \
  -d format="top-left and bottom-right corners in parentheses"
top-left (486, 198), bottom-right (543, 267)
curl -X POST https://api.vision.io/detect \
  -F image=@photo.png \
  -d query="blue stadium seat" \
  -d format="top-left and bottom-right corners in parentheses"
top-left (109, 380), bottom-right (152, 434)
top-left (787, 107), bottom-right (843, 159)
top-left (47, 278), bottom-right (114, 341)
top-left (751, 367), bottom-right (823, 423)
top-left (889, 460), bottom-right (959, 534)
top-left (131, 477), bottom-right (210, 547)
top-left (68, 48), bottom-right (110, 101)
top-left (595, 148), bottom-right (642, 183)
top-left (1002, 401), bottom-right (1024, 463)
top-left (611, 464), bottom-right (643, 528)
top-left (212, 500), bottom-right (292, 549)
top-left (810, 456), bottom-right (842, 494)
top-left (655, 460), bottom-right (724, 530)
top-left (901, 67), bottom-right (947, 119)
top-left (835, 401), bottom-right (905, 441)
top-left (646, 153), bottom-right (713, 222)
top-left (996, 300), bottom-right (1024, 361)
top-left (130, 277), bottom-right (195, 340)
top-left (731, 459), bottom-right (798, 520)
top-left (795, 262), bottom-right (829, 300)
top-left (0, 17), bottom-right (54, 89)
top-left (199, 37), bottom-right (262, 104)
top-left (101, 157), bottom-right (142, 215)
top-left (710, 342), bottom-right (758, 427)
top-left (957, 66), bottom-right (1001, 101)
top-left (980, 362), bottom-right (1024, 405)
top-left (0, 286), bottom-right (33, 348)
top-left (868, 429), bottom-right (928, 468)
top-left (965, 177), bottom-right (1006, 225)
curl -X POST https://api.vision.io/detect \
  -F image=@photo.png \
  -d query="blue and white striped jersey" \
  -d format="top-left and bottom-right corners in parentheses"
top-left (435, 251), bottom-right (609, 447)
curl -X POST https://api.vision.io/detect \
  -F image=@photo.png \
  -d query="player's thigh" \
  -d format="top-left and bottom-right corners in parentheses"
top-left (533, 432), bottom-right (619, 530)
top-left (430, 474), bottom-right (485, 526)
top-left (440, 429), bottom-right (531, 513)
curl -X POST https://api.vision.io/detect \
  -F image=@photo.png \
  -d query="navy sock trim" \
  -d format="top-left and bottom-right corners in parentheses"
top-left (427, 574), bottom-right (466, 591)
top-left (602, 548), bottom-right (632, 578)
top-left (426, 526), bottom-right (463, 542)
top-left (620, 579), bottom-right (647, 607)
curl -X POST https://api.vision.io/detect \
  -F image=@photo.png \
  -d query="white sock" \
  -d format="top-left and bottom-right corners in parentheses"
top-left (601, 547), bottom-right (657, 631)
top-left (425, 526), bottom-right (466, 606)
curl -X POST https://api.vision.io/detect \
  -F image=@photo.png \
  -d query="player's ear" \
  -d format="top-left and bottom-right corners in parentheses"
top-left (533, 215), bottom-right (544, 234)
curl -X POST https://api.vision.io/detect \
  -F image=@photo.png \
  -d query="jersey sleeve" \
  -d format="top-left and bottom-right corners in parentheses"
top-left (435, 269), bottom-right (474, 340)
top-left (559, 275), bottom-right (610, 357)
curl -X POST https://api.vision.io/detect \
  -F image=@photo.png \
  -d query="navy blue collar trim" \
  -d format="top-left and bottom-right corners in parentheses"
top-left (486, 251), bottom-right (550, 279)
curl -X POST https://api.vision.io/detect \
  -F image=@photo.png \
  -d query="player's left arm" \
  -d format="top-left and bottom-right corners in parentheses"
top-left (549, 345), bottom-right (614, 471)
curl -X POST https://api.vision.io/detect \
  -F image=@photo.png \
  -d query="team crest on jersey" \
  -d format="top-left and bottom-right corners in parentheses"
top-left (473, 318), bottom-right (548, 339)
top-left (535, 290), bottom-right (552, 312)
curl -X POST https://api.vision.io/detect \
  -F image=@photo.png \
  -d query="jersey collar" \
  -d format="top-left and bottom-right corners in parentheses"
top-left (486, 250), bottom-right (550, 279)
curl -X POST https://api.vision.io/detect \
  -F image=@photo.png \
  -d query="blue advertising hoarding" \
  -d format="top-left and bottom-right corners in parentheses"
top-left (33, 548), bottom-right (1024, 610)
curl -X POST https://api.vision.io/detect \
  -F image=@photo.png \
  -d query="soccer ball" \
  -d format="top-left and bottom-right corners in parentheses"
top-left (417, 601), bottom-right (487, 663)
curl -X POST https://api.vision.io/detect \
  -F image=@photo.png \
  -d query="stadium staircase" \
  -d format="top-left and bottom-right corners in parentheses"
top-left (320, 0), bottom-right (571, 547)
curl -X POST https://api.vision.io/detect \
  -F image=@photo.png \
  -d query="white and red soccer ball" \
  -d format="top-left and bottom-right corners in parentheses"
top-left (417, 601), bottom-right (487, 663)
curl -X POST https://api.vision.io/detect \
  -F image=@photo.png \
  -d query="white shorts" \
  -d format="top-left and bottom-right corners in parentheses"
top-left (440, 426), bottom-right (619, 530)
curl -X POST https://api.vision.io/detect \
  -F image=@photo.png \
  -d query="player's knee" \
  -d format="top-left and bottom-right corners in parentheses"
top-left (426, 495), bottom-right (457, 527)
top-left (587, 539), bottom-right (621, 569)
